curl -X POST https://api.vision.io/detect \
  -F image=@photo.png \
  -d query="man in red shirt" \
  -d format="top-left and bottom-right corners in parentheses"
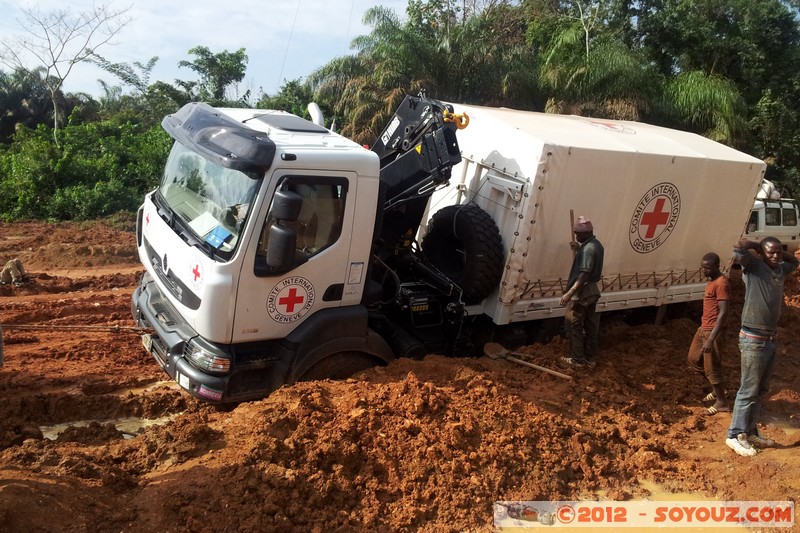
top-left (688, 252), bottom-right (730, 415)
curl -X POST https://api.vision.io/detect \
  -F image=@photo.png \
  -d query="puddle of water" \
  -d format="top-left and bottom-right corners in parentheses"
top-left (638, 479), bottom-right (716, 501)
top-left (121, 380), bottom-right (180, 395)
top-left (40, 413), bottom-right (181, 440)
top-left (765, 415), bottom-right (800, 437)
top-left (39, 379), bottom-right (184, 440)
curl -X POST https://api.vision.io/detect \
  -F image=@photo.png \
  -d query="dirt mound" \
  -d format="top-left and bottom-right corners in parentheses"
top-left (1, 220), bottom-right (799, 532)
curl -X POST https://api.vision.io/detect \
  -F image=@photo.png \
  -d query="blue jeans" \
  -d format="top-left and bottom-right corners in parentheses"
top-left (727, 333), bottom-right (777, 439)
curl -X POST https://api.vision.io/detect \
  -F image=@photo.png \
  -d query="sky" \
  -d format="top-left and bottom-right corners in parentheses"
top-left (0, 0), bottom-right (409, 98)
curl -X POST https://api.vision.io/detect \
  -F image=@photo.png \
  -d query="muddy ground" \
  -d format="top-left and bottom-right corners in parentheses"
top-left (0, 218), bottom-right (798, 532)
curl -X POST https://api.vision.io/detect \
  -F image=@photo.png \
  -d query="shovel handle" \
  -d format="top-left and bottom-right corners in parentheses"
top-left (506, 356), bottom-right (573, 381)
top-left (570, 209), bottom-right (575, 242)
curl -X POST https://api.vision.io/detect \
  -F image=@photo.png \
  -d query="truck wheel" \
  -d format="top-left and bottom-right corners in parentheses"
top-left (422, 204), bottom-right (504, 304)
top-left (298, 351), bottom-right (381, 382)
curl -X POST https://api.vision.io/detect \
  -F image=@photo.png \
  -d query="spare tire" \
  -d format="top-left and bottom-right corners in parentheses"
top-left (422, 204), bottom-right (504, 303)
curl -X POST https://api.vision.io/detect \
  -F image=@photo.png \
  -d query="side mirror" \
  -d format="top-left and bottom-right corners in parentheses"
top-left (253, 188), bottom-right (305, 277)
top-left (271, 190), bottom-right (302, 222)
top-left (266, 223), bottom-right (297, 271)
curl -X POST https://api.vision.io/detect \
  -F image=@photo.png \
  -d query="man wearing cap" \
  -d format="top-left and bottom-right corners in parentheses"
top-left (725, 237), bottom-right (798, 457)
top-left (560, 216), bottom-right (604, 369)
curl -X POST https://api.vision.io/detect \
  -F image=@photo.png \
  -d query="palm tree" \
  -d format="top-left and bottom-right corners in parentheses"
top-left (534, 6), bottom-right (745, 145)
top-left (310, 7), bottom-right (430, 143)
top-left (310, 3), bottom-right (538, 142)
top-left (537, 16), bottom-right (658, 121)
top-left (661, 71), bottom-right (747, 146)
top-left (0, 67), bottom-right (54, 141)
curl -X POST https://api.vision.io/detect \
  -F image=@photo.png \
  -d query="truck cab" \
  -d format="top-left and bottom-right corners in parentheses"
top-left (745, 199), bottom-right (800, 252)
top-left (132, 97), bottom-right (466, 403)
top-left (132, 103), bottom-right (392, 402)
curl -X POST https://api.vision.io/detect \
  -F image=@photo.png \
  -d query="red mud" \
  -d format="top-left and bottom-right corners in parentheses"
top-left (1, 219), bottom-right (798, 532)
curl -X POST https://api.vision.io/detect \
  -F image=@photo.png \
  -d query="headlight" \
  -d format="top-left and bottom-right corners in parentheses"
top-left (185, 342), bottom-right (231, 374)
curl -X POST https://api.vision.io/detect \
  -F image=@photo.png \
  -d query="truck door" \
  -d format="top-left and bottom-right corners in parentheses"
top-left (233, 172), bottom-right (356, 342)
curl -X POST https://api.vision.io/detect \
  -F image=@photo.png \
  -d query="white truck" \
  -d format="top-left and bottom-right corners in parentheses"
top-left (744, 179), bottom-right (800, 251)
top-left (132, 96), bottom-right (765, 403)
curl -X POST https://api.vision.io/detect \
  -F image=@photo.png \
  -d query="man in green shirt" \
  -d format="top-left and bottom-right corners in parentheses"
top-left (560, 216), bottom-right (604, 369)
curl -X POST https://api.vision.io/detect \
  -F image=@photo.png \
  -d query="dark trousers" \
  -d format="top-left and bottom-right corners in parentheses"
top-left (565, 296), bottom-right (600, 362)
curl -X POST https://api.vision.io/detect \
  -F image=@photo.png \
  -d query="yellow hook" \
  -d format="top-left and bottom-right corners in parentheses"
top-left (443, 110), bottom-right (470, 129)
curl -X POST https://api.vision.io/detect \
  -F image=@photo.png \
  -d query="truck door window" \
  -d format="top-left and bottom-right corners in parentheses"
top-left (257, 176), bottom-right (347, 266)
top-left (765, 207), bottom-right (781, 226)
top-left (747, 211), bottom-right (758, 233)
top-left (782, 207), bottom-right (797, 226)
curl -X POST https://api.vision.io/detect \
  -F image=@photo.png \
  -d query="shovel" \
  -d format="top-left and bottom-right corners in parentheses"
top-left (483, 342), bottom-right (573, 381)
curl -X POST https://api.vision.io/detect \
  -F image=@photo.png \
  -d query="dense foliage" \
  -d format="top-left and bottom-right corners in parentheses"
top-left (2, 0), bottom-right (800, 221)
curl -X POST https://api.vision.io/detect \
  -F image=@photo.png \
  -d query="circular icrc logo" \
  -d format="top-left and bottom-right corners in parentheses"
top-left (629, 182), bottom-right (681, 254)
top-left (267, 276), bottom-right (316, 323)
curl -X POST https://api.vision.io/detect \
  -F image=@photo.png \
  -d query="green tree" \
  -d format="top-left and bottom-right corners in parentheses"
top-left (751, 90), bottom-right (800, 194)
top-left (536, 20), bottom-right (658, 120)
top-left (661, 71), bottom-right (747, 144)
top-left (0, 117), bottom-right (170, 220)
top-left (527, 0), bottom-right (747, 143)
top-left (636, 0), bottom-right (800, 171)
top-left (178, 46), bottom-right (248, 103)
top-left (257, 79), bottom-right (331, 121)
top-left (638, 0), bottom-right (800, 103)
top-left (529, 0), bottom-right (664, 121)
top-left (89, 55), bottom-right (181, 124)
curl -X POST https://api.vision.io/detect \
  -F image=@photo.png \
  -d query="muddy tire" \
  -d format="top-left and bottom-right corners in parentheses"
top-left (298, 351), bottom-right (380, 382)
top-left (422, 204), bottom-right (504, 304)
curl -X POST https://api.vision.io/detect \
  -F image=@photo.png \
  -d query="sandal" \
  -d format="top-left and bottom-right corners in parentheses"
top-left (704, 405), bottom-right (729, 416)
top-left (702, 392), bottom-right (716, 402)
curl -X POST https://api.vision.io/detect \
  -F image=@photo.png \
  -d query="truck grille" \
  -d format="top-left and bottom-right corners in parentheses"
top-left (152, 302), bottom-right (177, 327)
top-left (151, 336), bottom-right (169, 366)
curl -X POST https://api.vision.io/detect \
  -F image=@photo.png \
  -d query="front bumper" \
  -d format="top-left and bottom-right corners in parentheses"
top-left (132, 273), bottom-right (231, 402)
top-left (132, 273), bottom-right (303, 403)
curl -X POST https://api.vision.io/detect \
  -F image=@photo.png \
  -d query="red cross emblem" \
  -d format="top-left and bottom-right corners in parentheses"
top-left (278, 288), bottom-right (304, 313)
top-left (145, 213), bottom-right (150, 225)
top-left (640, 198), bottom-right (670, 238)
top-left (192, 264), bottom-right (201, 281)
top-left (629, 182), bottom-right (681, 254)
top-left (268, 279), bottom-right (315, 322)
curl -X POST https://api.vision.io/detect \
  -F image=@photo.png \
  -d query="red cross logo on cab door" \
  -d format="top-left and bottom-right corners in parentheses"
top-left (268, 278), bottom-right (316, 323)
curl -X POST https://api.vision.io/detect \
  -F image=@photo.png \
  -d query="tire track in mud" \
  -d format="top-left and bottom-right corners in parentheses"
top-left (1, 269), bottom-right (191, 450)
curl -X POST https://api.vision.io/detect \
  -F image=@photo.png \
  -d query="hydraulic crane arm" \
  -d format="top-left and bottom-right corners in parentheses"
top-left (371, 95), bottom-right (467, 207)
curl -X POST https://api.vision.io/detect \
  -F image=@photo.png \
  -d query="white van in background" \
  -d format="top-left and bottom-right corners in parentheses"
top-left (745, 179), bottom-right (800, 252)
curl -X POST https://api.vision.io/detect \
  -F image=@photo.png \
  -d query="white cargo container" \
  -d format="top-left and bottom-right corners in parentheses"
top-left (425, 104), bottom-right (766, 324)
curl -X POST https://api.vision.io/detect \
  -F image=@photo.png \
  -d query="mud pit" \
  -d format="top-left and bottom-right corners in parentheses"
top-left (1, 218), bottom-right (799, 532)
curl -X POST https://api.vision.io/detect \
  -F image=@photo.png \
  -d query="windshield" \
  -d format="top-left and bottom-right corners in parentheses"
top-left (157, 142), bottom-right (262, 255)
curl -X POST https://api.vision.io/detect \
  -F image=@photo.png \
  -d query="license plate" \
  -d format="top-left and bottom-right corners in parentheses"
top-left (176, 371), bottom-right (190, 390)
top-left (141, 334), bottom-right (153, 352)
